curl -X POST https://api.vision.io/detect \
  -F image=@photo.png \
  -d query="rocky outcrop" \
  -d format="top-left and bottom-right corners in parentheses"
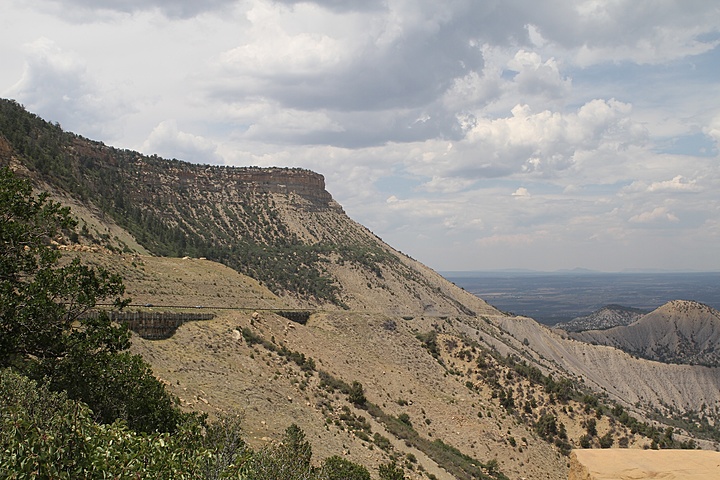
top-left (132, 160), bottom-right (338, 208)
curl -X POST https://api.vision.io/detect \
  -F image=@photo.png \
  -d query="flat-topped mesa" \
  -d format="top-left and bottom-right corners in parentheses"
top-left (134, 160), bottom-right (340, 209)
top-left (216, 166), bottom-right (335, 206)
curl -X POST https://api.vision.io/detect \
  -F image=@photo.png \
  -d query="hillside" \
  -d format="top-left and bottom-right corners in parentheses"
top-left (568, 301), bottom-right (720, 366)
top-left (554, 305), bottom-right (647, 333)
top-left (0, 98), bottom-right (495, 316)
top-left (3, 98), bottom-right (720, 478)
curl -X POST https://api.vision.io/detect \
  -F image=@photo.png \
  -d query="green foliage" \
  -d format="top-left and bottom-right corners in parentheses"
top-left (0, 369), bottom-right (205, 479)
top-left (319, 369), bottom-right (351, 394)
top-left (585, 418), bottom-right (597, 437)
top-left (0, 99), bottom-right (393, 306)
top-left (242, 326), bottom-right (317, 372)
top-left (416, 330), bottom-right (441, 360)
top-left (365, 398), bottom-right (506, 480)
top-left (378, 461), bottom-right (406, 480)
top-left (348, 380), bottom-right (367, 407)
top-left (599, 432), bottom-right (614, 448)
top-left (50, 349), bottom-right (183, 433)
top-left (0, 167), bottom-right (181, 433)
top-left (534, 413), bottom-right (558, 440)
top-left (498, 387), bottom-right (515, 411)
top-left (397, 412), bottom-right (412, 427)
top-left (200, 414), bottom-right (250, 480)
top-left (338, 406), bottom-right (372, 437)
top-left (320, 456), bottom-right (371, 480)
top-left (0, 166), bottom-right (120, 361)
top-left (284, 423), bottom-right (313, 468)
top-left (1, 369), bottom-right (371, 480)
top-left (371, 432), bottom-right (391, 451)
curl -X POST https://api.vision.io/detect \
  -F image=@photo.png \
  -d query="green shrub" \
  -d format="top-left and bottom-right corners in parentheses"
top-left (379, 460), bottom-right (406, 480)
top-left (321, 456), bottom-right (371, 480)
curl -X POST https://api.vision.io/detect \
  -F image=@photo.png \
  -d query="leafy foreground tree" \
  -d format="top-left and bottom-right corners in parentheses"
top-left (0, 369), bottom-right (207, 479)
top-left (0, 166), bottom-right (180, 432)
top-left (0, 373), bottom-right (373, 480)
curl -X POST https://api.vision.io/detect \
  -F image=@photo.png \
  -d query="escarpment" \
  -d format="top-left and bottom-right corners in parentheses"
top-left (130, 160), bottom-right (339, 209)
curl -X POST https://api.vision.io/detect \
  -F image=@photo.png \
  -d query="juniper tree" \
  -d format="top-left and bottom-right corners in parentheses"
top-left (0, 167), bottom-right (181, 432)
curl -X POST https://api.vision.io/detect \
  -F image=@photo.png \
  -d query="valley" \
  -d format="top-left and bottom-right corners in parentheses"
top-left (446, 272), bottom-right (720, 325)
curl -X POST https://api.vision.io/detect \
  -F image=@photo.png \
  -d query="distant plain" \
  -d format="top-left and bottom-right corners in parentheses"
top-left (443, 272), bottom-right (720, 325)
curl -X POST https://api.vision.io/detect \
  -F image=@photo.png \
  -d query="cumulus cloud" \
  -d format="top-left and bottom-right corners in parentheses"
top-left (647, 175), bottom-right (701, 193)
top-left (409, 98), bottom-right (646, 183)
top-left (4, 37), bottom-right (129, 139)
top-left (475, 231), bottom-right (549, 247)
top-left (705, 116), bottom-right (720, 146)
top-left (142, 120), bottom-right (222, 164)
top-left (529, 1), bottom-right (720, 65)
top-left (273, 0), bottom-right (386, 13)
top-left (507, 50), bottom-right (570, 98)
top-left (629, 207), bottom-right (679, 224)
top-left (512, 187), bottom-right (531, 197)
top-left (623, 175), bottom-right (702, 194)
top-left (207, 0), bottom-right (473, 112)
top-left (419, 176), bottom-right (477, 194)
top-left (385, 195), bottom-right (484, 234)
top-left (217, 18), bottom-right (344, 78)
top-left (241, 105), bottom-right (345, 143)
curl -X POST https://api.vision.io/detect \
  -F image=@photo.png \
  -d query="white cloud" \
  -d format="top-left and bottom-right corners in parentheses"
top-left (408, 98), bottom-right (646, 183)
top-left (217, 2), bottom-right (346, 78)
top-left (507, 50), bottom-right (571, 98)
top-left (705, 116), bottom-right (720, 146)
top-left (419, 176), bottom-right (476, 194)
top-left (242, 106), bottom-right (345, 142)
top-left (475, 231), bottom-right (549, 247)
top-left (512, 187), bottom-right (531, 197)
top-left (623, 175), bottom-right (702, 194)
top-left (142, 120), bottom-right (222, 164)
top-left (647, 175), bottom-right (701, 193)
top-left (4, 37), bottom-right (130, 138)
top-left (535, 1), bottom-right (720, 66)
top-left (629, 207), bottom-right (680, 224)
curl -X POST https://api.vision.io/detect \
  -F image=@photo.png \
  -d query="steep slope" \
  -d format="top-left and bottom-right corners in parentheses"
top-left (554, 305), bottom-right (647, 332)
top-left (130, 307), bottom-right (573, 480)
top-left (569, 301), bottom-right (720, 366)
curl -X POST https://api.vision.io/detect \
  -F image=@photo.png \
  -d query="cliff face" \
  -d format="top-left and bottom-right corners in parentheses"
top-left (132, 160), bottom-right (337, 208)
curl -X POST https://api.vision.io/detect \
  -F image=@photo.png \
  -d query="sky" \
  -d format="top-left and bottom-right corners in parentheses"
top-left (2, 0), bottom-right (720, 272)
